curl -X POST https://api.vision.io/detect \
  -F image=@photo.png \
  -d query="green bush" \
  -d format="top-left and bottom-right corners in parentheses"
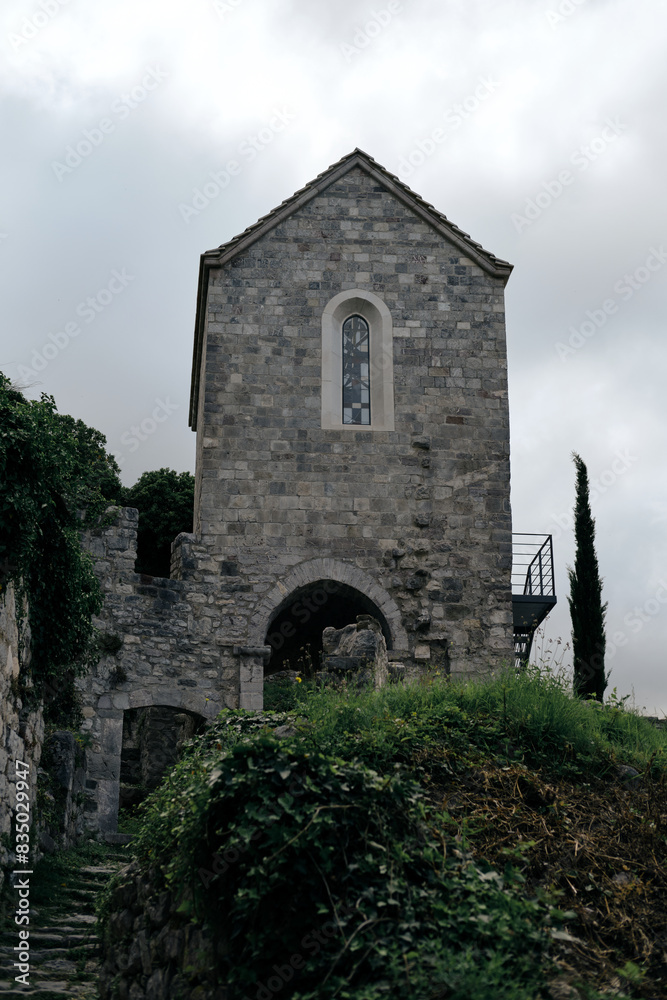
top-left (126, 726), bottom-right (572, 1000)
top-left (108, 671), bottom-right (666, 999)
top-left (263, 677), bottom-right (312, 712)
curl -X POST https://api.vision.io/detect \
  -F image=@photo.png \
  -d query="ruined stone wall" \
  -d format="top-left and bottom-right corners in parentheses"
top-left (194, 165), bottom-right (514, 676)
top-left (99, 860), bottom-right (224, 1000)
top-left (77, 508), bottom-right (266, 835)
top-left (0, 583), bottom-right (43, 892)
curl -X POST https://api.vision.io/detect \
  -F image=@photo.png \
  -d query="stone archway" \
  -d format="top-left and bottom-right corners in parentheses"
top-left (264, 579), bottom-right (393, 675)
top-left (89, 688), bottom-right (218, 835)
top-left (249, 558), bottom-right (408, 676)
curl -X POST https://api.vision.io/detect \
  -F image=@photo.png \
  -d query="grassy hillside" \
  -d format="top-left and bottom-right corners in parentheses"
top-left (112, 666), bottom-right (667, 999)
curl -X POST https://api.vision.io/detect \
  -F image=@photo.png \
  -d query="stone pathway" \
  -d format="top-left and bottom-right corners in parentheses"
top-left (0, 843), bottom-right (130, 999)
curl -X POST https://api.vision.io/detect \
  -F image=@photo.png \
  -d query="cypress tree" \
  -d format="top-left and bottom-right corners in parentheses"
top-left (568, 453), bottom-right (607, 700)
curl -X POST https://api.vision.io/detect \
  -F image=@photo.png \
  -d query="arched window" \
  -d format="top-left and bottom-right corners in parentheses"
top-left (321, 289), bottom-right (394, 431)
top-left (342, 315), bottom-right (371, 425)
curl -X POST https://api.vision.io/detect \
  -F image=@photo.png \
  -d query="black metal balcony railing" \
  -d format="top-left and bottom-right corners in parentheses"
top-left (511, 533), bottom-right (557, 666)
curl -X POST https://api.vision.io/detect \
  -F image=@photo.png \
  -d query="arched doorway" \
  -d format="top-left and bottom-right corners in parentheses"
top-left (119, 705), bottom-right (207, 813)
top-left (264, 579), bottom-right (392, 676)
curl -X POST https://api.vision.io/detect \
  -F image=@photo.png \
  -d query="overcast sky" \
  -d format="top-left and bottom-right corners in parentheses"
top-left (1, 0), bottom-right (666, 712)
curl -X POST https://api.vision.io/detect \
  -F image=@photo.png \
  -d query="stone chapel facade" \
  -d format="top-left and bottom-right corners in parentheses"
top-left (187, 147), bottom-right (514, 671)
top-left (79, 149), bottom-right (516, 833)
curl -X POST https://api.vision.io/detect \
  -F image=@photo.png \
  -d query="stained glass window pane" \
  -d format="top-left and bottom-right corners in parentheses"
top-left (342, 315), bottom-right (371, 425)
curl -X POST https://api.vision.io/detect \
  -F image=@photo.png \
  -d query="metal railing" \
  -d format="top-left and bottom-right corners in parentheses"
top-left (511, 533), bottom-right (556, 667)
top-left (512, 533), bottom-right (555, 598)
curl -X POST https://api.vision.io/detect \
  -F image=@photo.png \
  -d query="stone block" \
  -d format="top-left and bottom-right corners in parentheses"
top-left (239, 691), bottom-right (263, 710)
top-left (95, 779), bottom-right (120, 833)
top-left (239, 664), bottom-right (264, 685)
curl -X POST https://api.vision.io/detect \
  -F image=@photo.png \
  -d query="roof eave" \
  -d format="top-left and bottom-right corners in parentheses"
top-left (188, 252), bottom-right (210, 430)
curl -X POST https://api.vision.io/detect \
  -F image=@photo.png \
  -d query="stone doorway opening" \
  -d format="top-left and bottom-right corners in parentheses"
top-left (119, 706), bottom-right (207, 814)
top-left (264, 579), bottom-right (392, 676)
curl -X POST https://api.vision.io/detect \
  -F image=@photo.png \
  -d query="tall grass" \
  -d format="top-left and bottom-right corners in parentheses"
top-left (285, 665), bottom-right (667, 778)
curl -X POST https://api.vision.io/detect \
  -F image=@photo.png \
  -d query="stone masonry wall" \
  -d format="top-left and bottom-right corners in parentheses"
top-left (38, 730), bottom-right (88, 852)
top-left (194, 164), bottom-right (514, 676)
top-left (99, 859), bottom-right (225, 1000)
top-left (0, 583), bottom-right (43, 893)
top-left (79, 506), bottom-right (442, 835)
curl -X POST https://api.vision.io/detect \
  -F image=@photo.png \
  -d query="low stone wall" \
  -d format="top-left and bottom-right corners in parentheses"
top-left (99, 861), bottom-right (225, 1000)
top-left (76, 505), bottom-right (505, 836)
top-left (0, 583), bottom-right (43, 892)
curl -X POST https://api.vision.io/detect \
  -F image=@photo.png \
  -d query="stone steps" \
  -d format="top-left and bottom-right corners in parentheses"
top-left (0, 945), bottom-right (97, 961)
top-left (0, 842), bottom-right (131, 999)
top-left (0, 980), bottom-right (98, 993)
top-left (1, 930), bottom-right (98, 948)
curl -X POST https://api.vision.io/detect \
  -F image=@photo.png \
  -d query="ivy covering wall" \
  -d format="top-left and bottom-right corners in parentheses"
top-left (0, 374), bottom-right (123, 725)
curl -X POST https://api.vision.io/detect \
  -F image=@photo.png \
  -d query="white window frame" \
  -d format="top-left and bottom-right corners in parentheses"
top-left (321, 289), bottom-right (395, 431)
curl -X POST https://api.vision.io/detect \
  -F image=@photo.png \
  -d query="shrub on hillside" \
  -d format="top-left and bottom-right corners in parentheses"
top-left (125, 727), bottom-right (572, 1000)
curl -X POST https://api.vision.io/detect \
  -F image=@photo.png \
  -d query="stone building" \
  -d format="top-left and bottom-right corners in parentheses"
top-left (78, 149), bottom-right (555, 834)
top-left (188, 146), bottom-right (515, 673)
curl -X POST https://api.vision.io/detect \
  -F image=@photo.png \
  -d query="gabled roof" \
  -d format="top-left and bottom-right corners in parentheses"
top-left (189, 148), bottom-right (512, 428)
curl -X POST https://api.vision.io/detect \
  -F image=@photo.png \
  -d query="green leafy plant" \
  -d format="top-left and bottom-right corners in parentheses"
top-left (0, 374), bottom-right (122, 724)
top-left (97, 673), bottom-right (667, 999)
top-left (122, 734), bottom-right (567, 1000)
top-left (96, 631), bottom-right (123, 655)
